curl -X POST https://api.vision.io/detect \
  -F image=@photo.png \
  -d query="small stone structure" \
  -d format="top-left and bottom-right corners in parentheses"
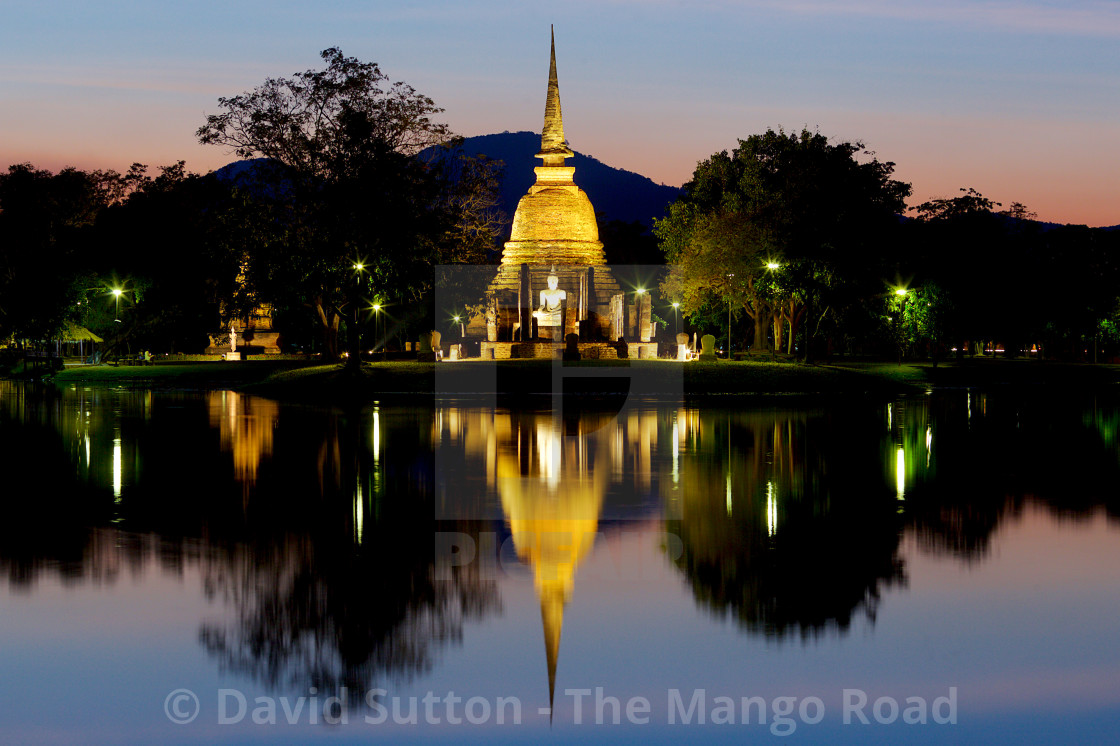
top-left (677, 332), bottom-right (690, 361)
top-left (699, 334), bottom-right (717, 361)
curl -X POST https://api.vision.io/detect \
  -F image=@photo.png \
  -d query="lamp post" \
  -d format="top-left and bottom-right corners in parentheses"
top-left (672, 301), bottom-right (680, 336)
top-left (372, 304), bottom-right (381, 357)
top-left (894, 287), bottom-right (908, 366)
top-left (350, 262), bottom-right (364, 367)
top-left (726, 273), bottom-right (735, 359)
top-left (112, 288), bottom-right (122, 322)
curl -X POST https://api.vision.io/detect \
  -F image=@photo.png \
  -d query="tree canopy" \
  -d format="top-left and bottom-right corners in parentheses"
top-left (658, 128), bottom-right (911, 354)
top-left (197, 48), bottom-right (501, 361)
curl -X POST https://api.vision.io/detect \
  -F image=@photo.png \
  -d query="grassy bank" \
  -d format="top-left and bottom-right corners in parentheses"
top-left (41, 357), bottom-right (1120, 403)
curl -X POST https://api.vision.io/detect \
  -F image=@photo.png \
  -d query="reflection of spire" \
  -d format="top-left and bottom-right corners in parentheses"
top-left (496, 416), bottom-right (605, 722)
top-left (538, 25), bottom-right (574, 166)
top-left (541, 585), bottom-right (563, 720)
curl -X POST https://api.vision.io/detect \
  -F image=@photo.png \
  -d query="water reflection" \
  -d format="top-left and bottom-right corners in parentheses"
top-left (495, 411), bottom-right (608, 713)
top-left (208, 391), bottom-right (278, 501)
top-left (665, 407), bottom-right (907, 638)
top-left (3, 381), bottom-right (1120, 711)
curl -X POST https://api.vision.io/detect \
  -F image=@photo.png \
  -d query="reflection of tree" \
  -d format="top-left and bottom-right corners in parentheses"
top-left (198, 404), bottom-right (500, 698)
top-left (667, 407), bottom-right (906, 638)
top-left (198, 524), bottom-right (498, 695)
top-left (0, 385), bottom-right (500, 703)
top-left (903, 393), bottom-right (1120, 561)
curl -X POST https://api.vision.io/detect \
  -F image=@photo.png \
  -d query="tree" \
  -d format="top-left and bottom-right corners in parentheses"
top-left (197, 48), bottom-right (498, 364)
top-left (0, 164), bottom-right (111, 346)
top-left (197, 48), bottom-right (450, 176)
top-left (83, 162), bottom-right (244, 356)
top-left (656, 129), bottom-right (910, 357)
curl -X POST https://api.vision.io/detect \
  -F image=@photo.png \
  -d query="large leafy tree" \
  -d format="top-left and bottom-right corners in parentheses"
top-left (658, 128), bottom-right (910, 356)
top-left (0, 164), bottom-right (112, 346)
top-left (198, 48), bottom-right (499, 362)
top-left (84, 162), bottom-right (246, 356)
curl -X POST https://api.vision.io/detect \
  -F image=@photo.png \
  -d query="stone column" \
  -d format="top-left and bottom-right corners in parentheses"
top-left (609, 294), bottom-right (625, 341)
top-left (485, 294), bottom-right (498, 342)
top-left (639, 293), bottom-right (653, 343)
top-left (564, 289), bottom-right (580, 339)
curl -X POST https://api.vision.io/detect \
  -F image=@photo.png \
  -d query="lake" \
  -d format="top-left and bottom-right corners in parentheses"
top-left (2, 381), bottom-right (1119, 744)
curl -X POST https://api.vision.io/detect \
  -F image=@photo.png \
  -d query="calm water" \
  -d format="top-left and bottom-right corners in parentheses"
top-left (2, 381), bottom-right (1120, 745)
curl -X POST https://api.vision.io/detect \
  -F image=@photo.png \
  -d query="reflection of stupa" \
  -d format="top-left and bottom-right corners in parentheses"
top-left (496, 416), bottom-right (605, 717)
top-left (477, 29), bottom-right (655, 359)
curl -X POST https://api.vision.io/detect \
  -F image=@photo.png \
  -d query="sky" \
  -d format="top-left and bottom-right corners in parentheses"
top-left (1, 0), bottom-right (1117, 226)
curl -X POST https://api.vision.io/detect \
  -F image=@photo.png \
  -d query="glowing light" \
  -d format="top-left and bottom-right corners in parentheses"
top-left (636, 288), bottom-right (646, 295)
top-left (354, 475), bottom-right (364, 544)
top-left (112, 433), bottom-right (122, 501)
top-left (372, 304), bottom-right (381, 311)
top-left (895, 447), bottom-right (905, 500)
top-left (766, 262), bottom-right (780, 270)
top-left (111, 288), bottom-right (123, 297)
top-left (453, 315), bottom-right (461, 323)
top-left (536, 421), bottom-right (562, 489)
top-left (894, 287), bottom-right (908, 297)
top-left (766, 480), bottom-right (778, 537)
top-left (353, 262), bottom-right (364, 271)
top-left (671, 422), bottom-right (679, 485)
top-left (373, 409), bottom-right (380, 464)
top-left (672, 302), bottom-right (680, 309)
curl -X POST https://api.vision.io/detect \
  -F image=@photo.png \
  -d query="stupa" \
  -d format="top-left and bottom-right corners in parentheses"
top-left (477, 28), bottom-right (655, 359)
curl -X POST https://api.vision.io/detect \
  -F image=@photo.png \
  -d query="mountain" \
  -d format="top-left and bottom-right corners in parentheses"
top-left (447, 132), bottom-right (681, 231)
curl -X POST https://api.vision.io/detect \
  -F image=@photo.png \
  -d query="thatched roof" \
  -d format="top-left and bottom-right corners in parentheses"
top-left (60, 321), bottom-right (103, 343)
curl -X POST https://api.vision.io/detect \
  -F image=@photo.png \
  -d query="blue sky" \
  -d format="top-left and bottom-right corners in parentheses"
top-left (1, 0), bottom-right (1117, 224)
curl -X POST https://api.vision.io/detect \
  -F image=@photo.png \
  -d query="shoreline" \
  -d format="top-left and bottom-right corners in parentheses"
top-left (23, 358), bottom-right (1120, 405)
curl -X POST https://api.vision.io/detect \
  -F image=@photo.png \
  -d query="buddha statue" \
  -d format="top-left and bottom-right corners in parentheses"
top-left (535, 273), bottom-right (566, 330)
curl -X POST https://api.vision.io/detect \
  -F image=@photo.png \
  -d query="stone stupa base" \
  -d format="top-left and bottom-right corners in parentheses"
top-left (480, 340), bottom-right (657, 360)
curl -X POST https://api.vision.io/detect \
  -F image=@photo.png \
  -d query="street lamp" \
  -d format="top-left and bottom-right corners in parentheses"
top-left (672, 301), bottom-right (680, 336)
top-left (112, 288), bottom-right (123, 322)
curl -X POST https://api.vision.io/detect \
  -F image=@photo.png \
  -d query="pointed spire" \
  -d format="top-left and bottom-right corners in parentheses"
top-left (541, 586), bottom-right (565, 724)
top-left (538, 25), bottom-right (574, 164)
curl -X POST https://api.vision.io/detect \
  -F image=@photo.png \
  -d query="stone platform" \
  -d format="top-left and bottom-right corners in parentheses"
top-left (480, 341), bottom-right (658, 360)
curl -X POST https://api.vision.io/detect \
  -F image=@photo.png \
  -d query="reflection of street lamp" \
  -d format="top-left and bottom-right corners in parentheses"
top-left (112, 288), bottom-right (123, 322)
